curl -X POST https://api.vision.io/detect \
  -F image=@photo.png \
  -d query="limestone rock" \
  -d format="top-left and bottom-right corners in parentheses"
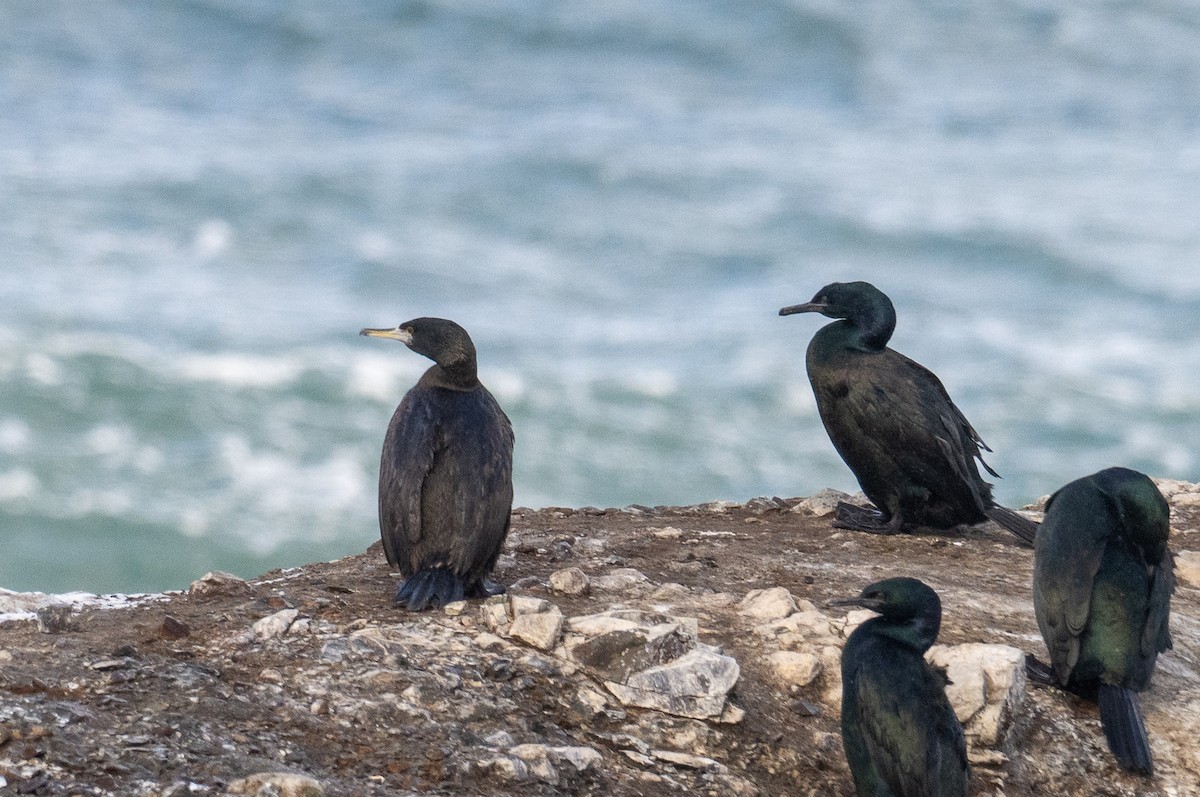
top-left (570, 623), bottom-right (694, 682)
top-left (508, 594), bottom-right (554, 616)
top-left (189, 571), bottom-right (251, 596)
top-left (510, 610), bottom-right (565, 651)
top-left (225, 772), bottom-right (324, 796)
top-left (1176, 550), bottom-right (1200, 589)
top-left (493, 744), bottom-right (602, 785)
top-left (790, 488), bottom-right (851, 516)
top-left (738, 587), bottom-right (797, 620)
top-left (591, 568), bottom-right (652, 592)
top-left (605, 646), bottom-right (740, 720)
top-left (35, 604), bottom-right (75, 634)
top-left (480, 595), bottom-right (512, 634)
top-left (252, 609), bottom-right (300, 641)
top-left (927, 642), bottom-right (1026, 747)
top-left (766, 650), bottom-right (823, 688)
top-left (549, 567), bottom-right (590, 596)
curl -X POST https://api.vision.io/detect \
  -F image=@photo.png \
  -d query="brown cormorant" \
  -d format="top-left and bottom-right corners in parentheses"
top-left (779, 281), bottom-right (1037, 545)
top-left (833, 577), bottom-right (969, 797)
top-left (360, 317), bottom-right (514, 610)
top-left (1030, 466), bottom-right (1174, 775)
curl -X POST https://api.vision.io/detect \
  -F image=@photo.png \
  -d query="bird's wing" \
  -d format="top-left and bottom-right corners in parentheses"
top-left (856, 657), bottom-right (967, 797)
top-left (1142, 546), bottom-right (1176, 657)
top-left (897, 352), bottom-right (998, 475)
top-left (1033, 489), bottom-right (1109, 678)
top-left (378, 389), bottom-right (439, 568)
top-left (444, 388), bottom-right (514, 575)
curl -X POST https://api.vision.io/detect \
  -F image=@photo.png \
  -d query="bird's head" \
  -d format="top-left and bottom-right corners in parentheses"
top-left (779, 281), bottom-right (896, 349)
top-left (831, 576), bottom-right (942, 627)
top-left (1090, 467), bottom-right (1171, 552)
top-left (360, 317), bottom-right (477, 370)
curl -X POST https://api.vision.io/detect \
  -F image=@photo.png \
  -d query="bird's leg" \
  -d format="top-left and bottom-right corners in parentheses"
top-left (467, 578), bottom-right (506, 598)
top-left (1024, 654), bottom-right (1059, 687)
top-left (832, 502), bottom-right (903, 534)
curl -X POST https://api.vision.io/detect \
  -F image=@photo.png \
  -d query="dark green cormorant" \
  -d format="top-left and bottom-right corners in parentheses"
top-left (833, 577), bottom-right (969, 797)
top-left (1030, 467), bottom-right (1174, 775)
top-left (360, 318), bottom-right (514, 610)
top-left (779, 281), bottom-right (1037, 545)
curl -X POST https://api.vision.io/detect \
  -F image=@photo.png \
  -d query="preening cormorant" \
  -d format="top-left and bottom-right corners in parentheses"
top-left (833, 577), bottom-right (969, 797)
top-left (1030, 467), bottom-right (1174, 775)
top-left (360, 317), bottom-right (514, 611)
top-left (779, 281), bottom-right (1037, 545)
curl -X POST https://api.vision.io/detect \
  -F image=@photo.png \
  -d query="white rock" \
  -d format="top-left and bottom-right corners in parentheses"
top-left (480, 597), bottom-right (511, 633)
top-left (548, 567), bottom-right (590, 596)
top-left (790, 488), bottom-right (851, 516)
top-left (506, 744), bottom-right (603, 784)
top-left (739, 587), bottom-right (797, 620)
top-left (510, 611), bottom-right (566, 651)
top-left (475, 632), bottom-right (507, 650)
top-left (252, 609), bottom-right (299, 641)
top-left (651, 750), bottom-right (727, 773)
top-left (189, 570), bottom-right (249, 595)
top-left (1175, 550), bottom-right (1200, 588)
top-left (766, 650), bottom-right (823, 687)
top-left (508, 594), bottom-right (553, 616)
top-left (1175, 492), bottom-right (1200, 507)
top-left (927, 643), bottom-right (1026, 747)
top-left (225, 772), bottom-right (324, 796)
top-left (591, 568), bottom-right (652, 591)
top-left (838, 609), bottom-right (877, 638)
top-left (605, 646), bottom-right (740, 720)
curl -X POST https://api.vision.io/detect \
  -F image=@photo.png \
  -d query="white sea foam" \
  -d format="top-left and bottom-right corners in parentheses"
top-left (175, 353), bottom-right (307, 388)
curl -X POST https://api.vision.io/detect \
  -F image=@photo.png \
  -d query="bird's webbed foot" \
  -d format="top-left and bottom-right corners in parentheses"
top-left (467, 578), bottom-right (506, 599)
top-left (832, 502), bottom-right (904, 535)
top-left (1024, 654), bottom-right (1059, 687)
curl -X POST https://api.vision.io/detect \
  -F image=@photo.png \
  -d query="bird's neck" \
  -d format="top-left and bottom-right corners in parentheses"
top-left (810, 318), bottom-right (892, 360)
top-left (422, 361), bottom-right (479, 391)
top-left (862, 615), bottom-right (939, 653)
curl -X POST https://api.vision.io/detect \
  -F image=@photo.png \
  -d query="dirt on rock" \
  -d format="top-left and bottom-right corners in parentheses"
top-left (2, 490), bottom-right (1199, 797)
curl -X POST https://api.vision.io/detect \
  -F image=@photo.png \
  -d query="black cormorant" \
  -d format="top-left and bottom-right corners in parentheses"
top-left (1030, 466), bottom-right (1174, 775)
top-left (360, 317), bottom-right (515, 610)
top-left (779, 281), bottom-right (1037, 545)
top-left (833, 577), bottom-right (969, 797)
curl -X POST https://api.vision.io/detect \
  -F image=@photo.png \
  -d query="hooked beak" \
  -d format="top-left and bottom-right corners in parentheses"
top-left (827, 595), bottom-right (884, 613)
top-left (360, 326), bottom-right (413, 344)
top-left (779, 301), bottom-right (828, 317)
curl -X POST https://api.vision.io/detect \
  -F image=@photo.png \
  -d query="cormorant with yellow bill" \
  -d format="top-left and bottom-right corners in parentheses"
top-left (360, 317), bottom-right (514, 610)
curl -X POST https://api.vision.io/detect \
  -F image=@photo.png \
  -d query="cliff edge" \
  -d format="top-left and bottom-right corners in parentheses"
top-left (2, 482), bottom-right (1199, 796)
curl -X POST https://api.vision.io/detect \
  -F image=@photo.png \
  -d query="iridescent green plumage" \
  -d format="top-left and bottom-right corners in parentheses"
top-left (835, 577), bottom-right (968, 797)
top-left (780, 281), bottom-right (1037, 545)
top-left (1032, 466), bottom-right (1173, 775)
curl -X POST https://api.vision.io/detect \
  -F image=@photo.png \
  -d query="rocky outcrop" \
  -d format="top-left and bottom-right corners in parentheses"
top-left (1, 480), bottom-right (1199, 796)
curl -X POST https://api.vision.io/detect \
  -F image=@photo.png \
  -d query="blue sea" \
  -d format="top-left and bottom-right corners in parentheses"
top-left (2, 0), bottom-right (1198, 594)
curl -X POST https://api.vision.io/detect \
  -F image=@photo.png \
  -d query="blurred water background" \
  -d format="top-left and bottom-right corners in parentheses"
top-left (2, 0), bottom-right (1199, 594)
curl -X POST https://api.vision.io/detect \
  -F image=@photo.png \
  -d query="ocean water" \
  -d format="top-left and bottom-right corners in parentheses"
top-left (2, 0), bottom-right (1198, 594)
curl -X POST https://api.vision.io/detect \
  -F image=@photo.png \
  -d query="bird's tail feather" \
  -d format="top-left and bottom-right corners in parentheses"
top-left (395, 568), bottom-right (465, 611)
top-left (1098, 683), bottom-right (1154, 776)
top-left (985, 505), bottom-right (1039, 546)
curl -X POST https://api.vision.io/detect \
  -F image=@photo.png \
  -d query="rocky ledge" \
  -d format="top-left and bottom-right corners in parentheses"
top-left (2, 482), bottom-right (1200, 797)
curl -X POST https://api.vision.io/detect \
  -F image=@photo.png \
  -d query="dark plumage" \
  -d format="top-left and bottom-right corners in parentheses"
top-left (1031, 467), bottom-right (1174, 775)
top-left (779, 281), bottom-right (1037, 545)
top-left (360, 317), bottom-right (514, 610)
top-left (833, 577), bottom-right (968, 797)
